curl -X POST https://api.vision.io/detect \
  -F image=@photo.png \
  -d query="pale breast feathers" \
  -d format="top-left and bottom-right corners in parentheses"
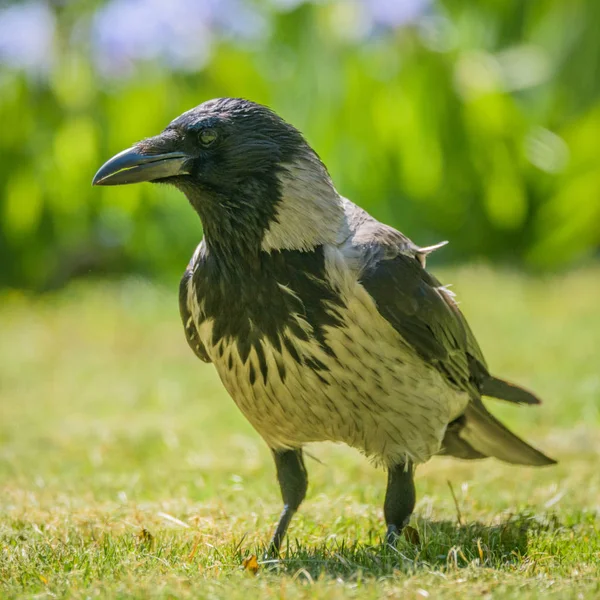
top-left (181, 229), bottom-right (470, 465)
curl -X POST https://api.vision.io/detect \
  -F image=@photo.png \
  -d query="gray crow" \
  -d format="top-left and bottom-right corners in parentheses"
top-left (93, 98), bottom-right (555, 552)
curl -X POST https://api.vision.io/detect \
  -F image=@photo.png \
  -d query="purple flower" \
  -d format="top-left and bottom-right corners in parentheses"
top-left (0, 1), bottom-right (55, 74)
top-left (363, 0), bottom-right (431, 29)
top-left (206, 0), bottom-right (268, 40)
top-left (91, 0), bottom-right (267, 77)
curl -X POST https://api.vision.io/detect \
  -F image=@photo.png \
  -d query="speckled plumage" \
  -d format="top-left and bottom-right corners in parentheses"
top-left (183, 203), bottom-right (469, 466)
top-left (94, 97), bottom-right (555, 551)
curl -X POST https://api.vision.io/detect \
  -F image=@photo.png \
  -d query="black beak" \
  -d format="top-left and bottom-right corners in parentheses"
top-left (92, 147), bottom-right (191, 186)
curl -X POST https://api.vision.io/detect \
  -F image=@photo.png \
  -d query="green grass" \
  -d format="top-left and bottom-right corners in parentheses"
top-left (1, 265), bottom-right (599, 599)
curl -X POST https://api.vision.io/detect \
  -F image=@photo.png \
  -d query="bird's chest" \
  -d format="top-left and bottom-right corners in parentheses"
top-left (188, 249), bottom-right (343, 409)
top-left (188, 251), bottom-right (467, 464)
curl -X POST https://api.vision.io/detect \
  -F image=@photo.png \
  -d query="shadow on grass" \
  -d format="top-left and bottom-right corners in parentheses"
top-left (254, 513), bottom-right (557, 579)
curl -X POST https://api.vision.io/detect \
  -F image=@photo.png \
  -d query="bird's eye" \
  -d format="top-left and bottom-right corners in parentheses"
top-left (198, 128), bottom-right (218, 146)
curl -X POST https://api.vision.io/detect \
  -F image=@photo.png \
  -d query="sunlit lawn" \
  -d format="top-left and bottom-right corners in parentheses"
top-left (1, 265), bottom-right (599, 599)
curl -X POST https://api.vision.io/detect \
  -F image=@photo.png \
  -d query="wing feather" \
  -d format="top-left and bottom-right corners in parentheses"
top-left (179, 267), bottom-right (211, 363)
top-left (360, 251), bottom-right (485, 397)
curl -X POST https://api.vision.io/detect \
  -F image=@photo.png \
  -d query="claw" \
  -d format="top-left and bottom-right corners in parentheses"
top-left (386, 524), bottom-right (400, 546)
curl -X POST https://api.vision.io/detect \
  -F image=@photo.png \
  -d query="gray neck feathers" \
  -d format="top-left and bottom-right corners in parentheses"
top-left (261, 154), bottom-right (344, 252)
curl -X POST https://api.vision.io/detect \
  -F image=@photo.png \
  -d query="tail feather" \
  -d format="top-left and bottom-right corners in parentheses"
top-left (439, 416), bottom-right (486, 460)
top-left (481, 376), bottom-right (541, 405)
top-left (441, 399), bottom-right (556, 466)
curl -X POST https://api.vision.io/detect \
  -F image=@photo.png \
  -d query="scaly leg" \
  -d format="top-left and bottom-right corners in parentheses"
top-left (268, 448), bottom-right (308, 555)
top-left (384, 461), bottom-right (416, 544)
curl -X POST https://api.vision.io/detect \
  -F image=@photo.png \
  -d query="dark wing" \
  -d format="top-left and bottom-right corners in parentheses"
top-left (179, 268), bottom-right (211, 363)
top-left (360, 251), bottom-right (487, 398)
top-left (359, 248), bottom-right (555, 466)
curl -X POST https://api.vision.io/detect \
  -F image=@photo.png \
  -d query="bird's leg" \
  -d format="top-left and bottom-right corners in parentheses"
top-left (267, 448), bottom-right (308, 556)
top-left (384, 460), bottom-right (416, 544)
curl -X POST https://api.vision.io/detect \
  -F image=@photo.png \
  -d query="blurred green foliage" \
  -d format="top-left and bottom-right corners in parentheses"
top-left (1, 0), bottom-right (599, 289)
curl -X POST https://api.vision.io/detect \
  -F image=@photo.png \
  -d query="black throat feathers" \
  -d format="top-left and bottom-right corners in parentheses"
top-left (190, 244), bottom-right (345, 384)
top-left (176, 171), bottom-right (283, 267)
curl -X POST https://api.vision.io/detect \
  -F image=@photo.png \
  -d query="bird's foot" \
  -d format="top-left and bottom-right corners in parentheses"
top-left (263, 535), bottom-right (283, 562)
top-left (385, 523), bottom-right (421, 546)
top-left (386, 524), bottom-right (400, 546)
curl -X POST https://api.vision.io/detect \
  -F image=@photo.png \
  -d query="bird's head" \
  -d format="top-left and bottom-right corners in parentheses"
top-left (93, 98), bottom-right (343, 257)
